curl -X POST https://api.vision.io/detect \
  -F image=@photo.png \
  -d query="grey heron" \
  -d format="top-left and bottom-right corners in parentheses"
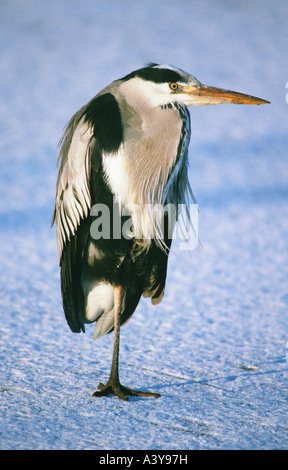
top-left (52, 64), bottom-right (268, 400)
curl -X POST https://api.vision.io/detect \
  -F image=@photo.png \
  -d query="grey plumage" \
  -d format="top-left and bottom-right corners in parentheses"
top-left (52, 64), bottom-right (269, 400)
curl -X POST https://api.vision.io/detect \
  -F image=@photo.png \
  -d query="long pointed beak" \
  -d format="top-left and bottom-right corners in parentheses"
top-left (183, 84), bottom-right (270, 106)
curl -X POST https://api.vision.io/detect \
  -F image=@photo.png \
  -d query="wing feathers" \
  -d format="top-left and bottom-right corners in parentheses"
top-left (54, 117), bottom-right (93, 260)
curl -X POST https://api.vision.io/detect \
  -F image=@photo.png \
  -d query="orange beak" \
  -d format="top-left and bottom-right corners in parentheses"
top-left (183, 84), bottom-right (270, 106)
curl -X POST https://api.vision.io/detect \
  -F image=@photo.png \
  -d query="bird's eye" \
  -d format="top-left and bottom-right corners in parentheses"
top-left (169, 82), bottom-right (178, 91)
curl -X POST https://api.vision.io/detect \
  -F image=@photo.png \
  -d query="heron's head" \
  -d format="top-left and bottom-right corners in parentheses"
top-left (119, 63), bottom-right (269, 110)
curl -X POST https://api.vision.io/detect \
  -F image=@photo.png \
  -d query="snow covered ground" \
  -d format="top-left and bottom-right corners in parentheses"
top-left (0, 0), bottom-right (287, 450)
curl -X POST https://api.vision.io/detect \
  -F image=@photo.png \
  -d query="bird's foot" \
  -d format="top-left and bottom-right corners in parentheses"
top-left (92, 381), bottom-right (160, 401)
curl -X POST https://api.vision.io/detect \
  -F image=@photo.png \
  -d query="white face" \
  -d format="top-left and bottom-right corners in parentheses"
top-left (119, 74), bottom-right (202, 110)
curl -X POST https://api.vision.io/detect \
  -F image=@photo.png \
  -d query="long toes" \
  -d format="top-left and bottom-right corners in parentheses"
top-left (124, 387), bottom-right (161, 398)
top-left (92, 381), bottom-right (160, 400)
top-left (92, 383), bottom-right (113, 397)
top-left (92, 386), bottom-right (129, 401)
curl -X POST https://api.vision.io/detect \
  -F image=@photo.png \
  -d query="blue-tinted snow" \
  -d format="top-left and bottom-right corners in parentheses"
top-left (0, 0), bottom-right (287, 450)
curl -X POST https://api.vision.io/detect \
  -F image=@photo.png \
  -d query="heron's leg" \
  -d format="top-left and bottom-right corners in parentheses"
top-left (92, 285), bottom-right (160, 401)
